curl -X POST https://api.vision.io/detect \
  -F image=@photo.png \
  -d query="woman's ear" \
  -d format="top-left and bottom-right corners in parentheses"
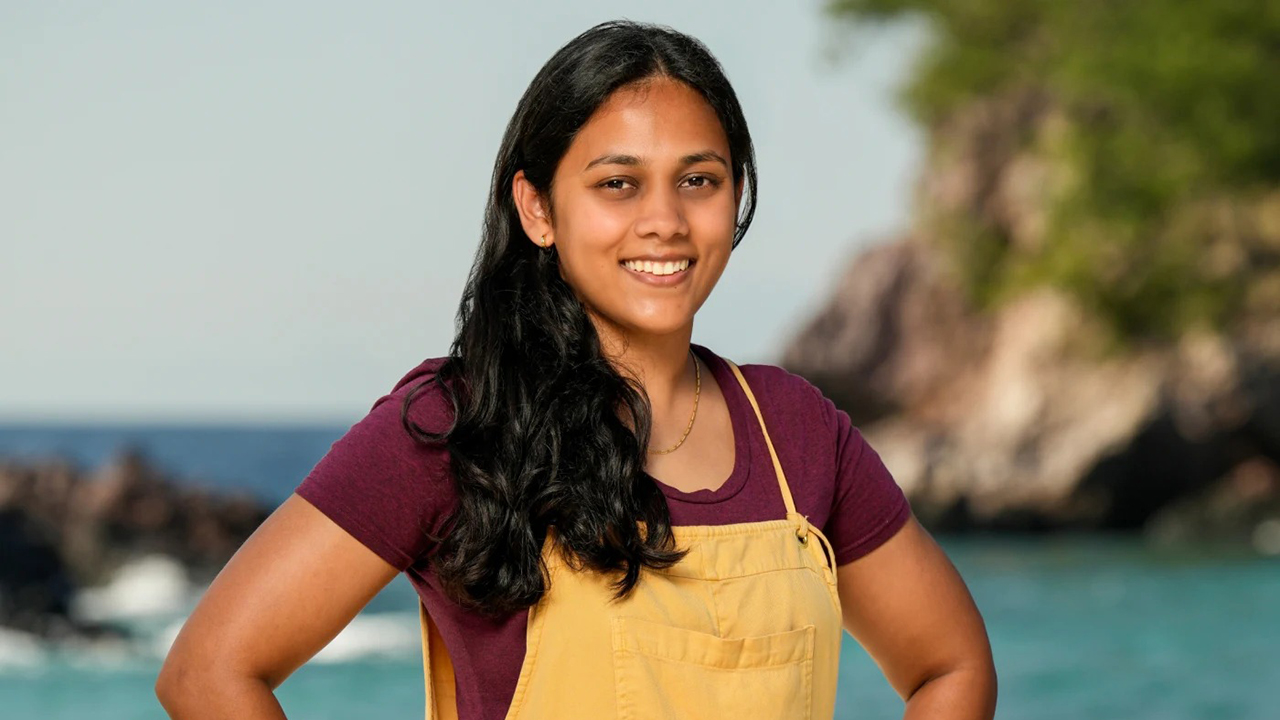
top-left (512, 170), bottom-right (552, 249)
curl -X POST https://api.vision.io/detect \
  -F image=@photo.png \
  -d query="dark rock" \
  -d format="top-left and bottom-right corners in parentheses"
top-left (0, 447), bottom-right (273, 636)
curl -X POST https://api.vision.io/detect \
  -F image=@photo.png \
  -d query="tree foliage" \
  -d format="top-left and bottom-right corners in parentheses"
top-left (826, 0), bottom-right (1280, 340)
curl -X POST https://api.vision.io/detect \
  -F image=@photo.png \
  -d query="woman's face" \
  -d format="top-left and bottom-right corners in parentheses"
top-left (516, 77), bottom-right (744, 343)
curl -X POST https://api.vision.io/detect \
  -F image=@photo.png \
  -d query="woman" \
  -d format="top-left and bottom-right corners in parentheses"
top-left (156, 19), bottom-right (996, 720)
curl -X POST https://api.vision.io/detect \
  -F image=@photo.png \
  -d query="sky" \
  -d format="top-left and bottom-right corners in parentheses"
top-left (0, 1), bottom-right (925, 423)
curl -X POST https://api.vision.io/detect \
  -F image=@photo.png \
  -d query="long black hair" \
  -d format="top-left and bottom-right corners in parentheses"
top-left (402, 19), bottom-right (758, 618)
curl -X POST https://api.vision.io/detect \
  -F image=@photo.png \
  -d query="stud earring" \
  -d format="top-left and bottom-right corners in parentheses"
top-left (539, 234), bottom-right (550, 249)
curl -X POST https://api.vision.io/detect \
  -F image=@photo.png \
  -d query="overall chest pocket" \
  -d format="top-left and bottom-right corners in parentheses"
top-left (610, 615), bottom-right (815, 720)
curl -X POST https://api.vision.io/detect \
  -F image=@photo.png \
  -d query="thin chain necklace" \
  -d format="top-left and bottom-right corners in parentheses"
top-left (647, 348), bottom-right (700, 455)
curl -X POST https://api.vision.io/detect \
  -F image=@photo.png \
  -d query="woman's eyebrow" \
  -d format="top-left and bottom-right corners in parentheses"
top-left (582, 150), bottom-right (728, 172)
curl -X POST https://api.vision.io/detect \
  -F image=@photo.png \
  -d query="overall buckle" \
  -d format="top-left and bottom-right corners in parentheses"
top-left (795, 514), bottom-right (810, 545)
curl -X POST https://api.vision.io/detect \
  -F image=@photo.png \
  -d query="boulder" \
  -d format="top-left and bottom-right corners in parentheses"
top-left (0, 448), bottom-right (272, 636)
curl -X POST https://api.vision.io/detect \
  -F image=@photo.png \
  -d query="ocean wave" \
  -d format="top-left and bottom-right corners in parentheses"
top-left (72, 555), bottom-right (196, 623)
top-left (0, 608), bottom-right (423, 676)
top-left (1, 549), bottom-right (422, 675)
top-left (153, 610), bottom-right (422, 664)
top-left (0, 627), bottom-right (47, 669)
top-left (311, 611), bottom-right (422, 663)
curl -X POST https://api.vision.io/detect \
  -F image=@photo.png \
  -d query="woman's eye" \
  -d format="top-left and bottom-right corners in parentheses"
top-left (597, 175), bottom-right (721, 193)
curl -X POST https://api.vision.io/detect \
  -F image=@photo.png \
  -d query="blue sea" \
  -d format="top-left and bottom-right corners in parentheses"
top-left (1, 422), bottom-right (1277, 720)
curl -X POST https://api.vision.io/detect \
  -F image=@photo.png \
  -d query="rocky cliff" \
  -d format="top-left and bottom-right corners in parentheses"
top-left (782, 89), bottom-right (1280, 550)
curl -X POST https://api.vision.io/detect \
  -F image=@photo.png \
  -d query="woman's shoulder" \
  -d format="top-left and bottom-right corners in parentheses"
top-left (384, 354), bottom-right (452, 400)
top-left (697, 345), bottom-right (831, 423)
top-left (293, 353), bottom-right (459, 572)
top-left (391, 354), bottom-right (450, 388)
top-left (704, 346), bottom-right (865, 463)
top-left (369, 354), bottom-right (457, 428)
top-left (704, 347), bottom-right (911, 564)
top-left (736, 361), bottom-right (823, 401)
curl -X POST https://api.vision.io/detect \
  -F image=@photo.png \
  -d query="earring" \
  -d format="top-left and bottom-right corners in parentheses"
top-left (539, 234), bottom-right (550, 249)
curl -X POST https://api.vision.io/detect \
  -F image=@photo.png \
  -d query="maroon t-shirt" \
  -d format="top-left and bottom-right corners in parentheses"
top-left (295, 342), bottom-right (911, 720)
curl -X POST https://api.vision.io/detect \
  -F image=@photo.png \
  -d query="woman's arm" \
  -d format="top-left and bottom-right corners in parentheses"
top-left (836, 513), bottom-right (997, 720)
top-left (154, 493), bottom-right (402, 719)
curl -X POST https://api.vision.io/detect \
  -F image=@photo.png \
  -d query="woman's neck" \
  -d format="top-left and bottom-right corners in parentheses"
top-left (595, 323), bottom-right (697, 417)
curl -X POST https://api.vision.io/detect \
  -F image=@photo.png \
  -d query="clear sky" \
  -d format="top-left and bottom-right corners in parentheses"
top-left (1, 1), bottom-right (923, 423)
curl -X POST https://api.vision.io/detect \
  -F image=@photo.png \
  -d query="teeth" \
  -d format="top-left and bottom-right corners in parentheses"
top-left (622, 258), bottom-right (690, 276)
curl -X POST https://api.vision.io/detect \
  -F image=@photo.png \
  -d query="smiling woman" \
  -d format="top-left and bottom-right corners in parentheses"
top-left (512, 77), bottom-right (740, 339)
top-left (155, 18), bottom-right (995, 720)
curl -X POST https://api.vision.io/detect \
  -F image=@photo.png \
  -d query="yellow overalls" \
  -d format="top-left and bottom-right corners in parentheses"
top-left (418, 358), bottom-right (844, 719)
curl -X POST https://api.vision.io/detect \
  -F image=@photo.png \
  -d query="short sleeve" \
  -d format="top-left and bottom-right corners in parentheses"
top-left (294, 360), bottom-right (456, 572)
top-left (809, 384), bottom-right (911, 566)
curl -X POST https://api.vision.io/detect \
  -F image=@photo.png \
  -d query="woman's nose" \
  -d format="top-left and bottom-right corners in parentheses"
top-left (633, 185), bottom-right (690, 241)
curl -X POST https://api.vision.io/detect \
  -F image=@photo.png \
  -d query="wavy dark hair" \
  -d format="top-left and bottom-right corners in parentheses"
top-left (401, 19), bottom-right (758, 618)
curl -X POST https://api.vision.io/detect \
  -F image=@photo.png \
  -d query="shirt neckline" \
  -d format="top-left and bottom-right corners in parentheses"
top-left (644, 343), bottom-right (754, 505)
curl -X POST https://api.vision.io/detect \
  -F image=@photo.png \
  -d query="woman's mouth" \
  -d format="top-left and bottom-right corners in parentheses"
top-left (619, 258), bottom-right (694, 287)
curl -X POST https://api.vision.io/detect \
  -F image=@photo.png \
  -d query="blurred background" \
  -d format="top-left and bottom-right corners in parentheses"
top-left (2, 1), bottom-right (1277, 718)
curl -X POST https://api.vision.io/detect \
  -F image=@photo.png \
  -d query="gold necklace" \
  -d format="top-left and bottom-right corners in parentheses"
top-left (647, 348), bottom-right (700, 455)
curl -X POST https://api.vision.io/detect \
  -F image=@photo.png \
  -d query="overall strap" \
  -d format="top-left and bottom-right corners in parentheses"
top-left (724, 358), bottom-right (799, 519)
top-left (419, 601), bottom-right (459, 720)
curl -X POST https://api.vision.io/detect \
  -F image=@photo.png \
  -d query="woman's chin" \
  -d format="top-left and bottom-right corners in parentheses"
top-left (625, 317), bottom-right (695, 337)
top-left (586, 303), bottom-right (696, 339)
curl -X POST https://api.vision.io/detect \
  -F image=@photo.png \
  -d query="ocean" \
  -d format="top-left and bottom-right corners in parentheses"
top-left (1, 422), bottom-right (1277, 720)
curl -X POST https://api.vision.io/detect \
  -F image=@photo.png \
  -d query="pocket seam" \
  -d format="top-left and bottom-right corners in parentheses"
top-left (611, 617), bottom-right (816, 720)
top-left (612, 616), bottom-right (816, 669)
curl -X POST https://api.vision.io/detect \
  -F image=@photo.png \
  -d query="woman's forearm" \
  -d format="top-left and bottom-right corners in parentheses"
top-left (901, 664), bottom-right (998, 720)
top-left (156, 669), bottom-right (290, 720)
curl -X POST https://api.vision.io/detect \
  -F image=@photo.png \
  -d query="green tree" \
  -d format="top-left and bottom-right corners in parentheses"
top-left (827, 0), bottom-right (1280, 341)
